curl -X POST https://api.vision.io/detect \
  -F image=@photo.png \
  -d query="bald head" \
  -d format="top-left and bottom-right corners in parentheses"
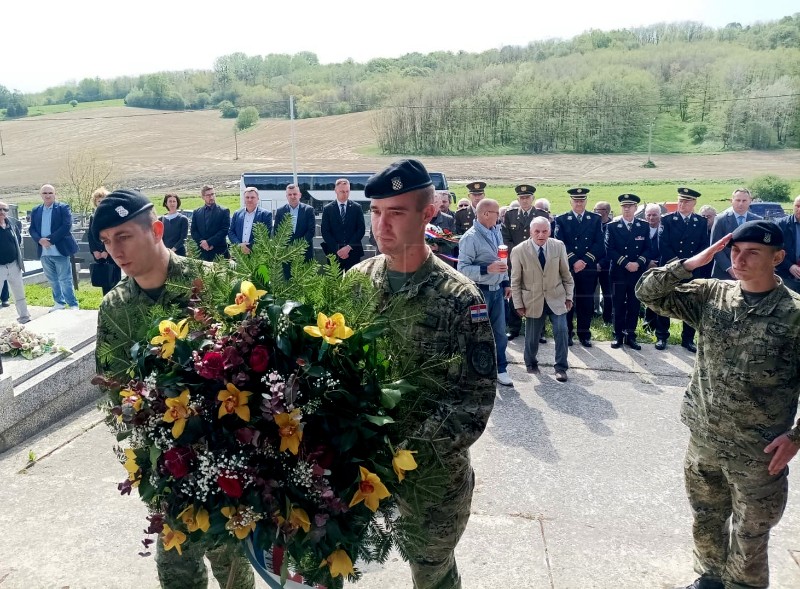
top-left (40, 184), bottom-right (56, 207)
top-left (476, 198), bottom-right (500, 229)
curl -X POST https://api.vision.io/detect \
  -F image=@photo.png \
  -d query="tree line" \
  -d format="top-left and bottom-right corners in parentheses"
top-left (2, 15), bottom-right (799, 154)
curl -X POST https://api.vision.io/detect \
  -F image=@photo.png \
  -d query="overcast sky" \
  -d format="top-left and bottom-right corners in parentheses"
top-left (3, 0), bottom-right (797, 93)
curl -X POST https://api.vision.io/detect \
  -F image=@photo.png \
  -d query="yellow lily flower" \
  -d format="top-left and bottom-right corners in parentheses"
top-left (224, 281), bottom-right (267, 316)
top-left (179, 505), bottom-right (210, 533)
top-left (274, 409), bottom-right (303, 454)
top-left (161, 524), bottom-right (186, 555)
top-left (123, 448), bottom-right (140, 486)
top-left (163, 389), bottom-right (194, 438)
top-left (221, 506), bottom-right (257, 540)
top-left (348, 466), bottom-right (391, 512)
top-left (217, 383), bottom-right (252, 421)
top-left (319, 548), bottom-right (355, 578)
top-left (303, 312), bottom-right (354, 345)
top-left (150, 318), bottom-right (189, 359)
top-left (392, 449), bottom-right (418, 482)
top-left (288, 507), bottom-right (311, 533)
top-left (120, 389), bottom-right (143, 411)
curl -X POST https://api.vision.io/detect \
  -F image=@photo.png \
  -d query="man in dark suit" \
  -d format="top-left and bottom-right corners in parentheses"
top-left (554, 187), bottom-right (604, 347)
top-left (29, 184), bottom-right (80, 311)
top-left (320, 178), bottom-right (365, 271)
top-left (658, 187), bottom-right (708, 353)
top-left (642, 203), bottom-right (671, 350)
top-left (775, 194), bottom-right (800, 293)
top-left (605, 194), bottom-right (652, 351)
top-left (710, 188), bottom-right (762, 279)
top-left (190, 185), bottom-right (230, 261)
top-left (431, 192), bottom-right (456, 233)
top-left (454, 182), bottom-right (485, 235)
top-left (592, 201), bottom-right (614, 325)
top-left (274, 183), bottom-right (316, 261)
top-left (228, 186), bottom-right (272, 255)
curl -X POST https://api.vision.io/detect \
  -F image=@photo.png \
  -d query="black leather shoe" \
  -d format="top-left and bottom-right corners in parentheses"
top-left (0, 301), bottom-right (9, 308)
top-left (527, 365), bottom-right (540, 374)
top-left (506, 332), bottom-right (519, 341)
top-left (610, 338), bottom-right (623, 349)
top-left (655, 339), bottom-right (667, 350)
top-left (625, 338), bottom-right (642, 351)
top-left (682, 341), bottom-right (697, 353)
top-left (539, 337), bottom-right (547, 344)
top-left (683, 576), bottom-right (724, 589)
top-left (579, 338), bottom-right (592, 347)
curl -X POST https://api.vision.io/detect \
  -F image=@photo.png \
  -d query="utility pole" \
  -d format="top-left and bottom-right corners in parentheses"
top-left (234, 127), bottom-right (239, 161)
top-left (0, 127), bottom-right (5, 156)
top-left (290, 95), bottom-right (297, 186)
top-left (643, 117), bottom-right (656, 168)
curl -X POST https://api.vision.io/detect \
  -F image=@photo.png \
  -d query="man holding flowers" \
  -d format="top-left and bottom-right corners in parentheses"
top-left (354, 159), bottom-right (497, 589)
top-left (94, 189), bottom-right (255, 589)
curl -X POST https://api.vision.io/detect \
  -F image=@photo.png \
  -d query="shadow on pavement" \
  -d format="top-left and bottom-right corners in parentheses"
top-left (488, 384), bottom-right (560, 464)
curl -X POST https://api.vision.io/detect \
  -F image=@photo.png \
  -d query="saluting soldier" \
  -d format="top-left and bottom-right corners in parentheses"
top-left (502, 184), bottom-right (547, 340)
top-left (554, 187), bottom-right (605, 347)
top-left (454, 181), bottom-right (485, 235)
top-left (605, 194), bottom-right (652, 350)
top-left (658, 187), bottom-right (708, 353)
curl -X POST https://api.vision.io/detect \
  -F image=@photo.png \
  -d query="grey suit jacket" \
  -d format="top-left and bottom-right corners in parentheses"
top-left (510, 237), bottom-right (574, 318)
top-left (710, 210), bottom-right (762, 279)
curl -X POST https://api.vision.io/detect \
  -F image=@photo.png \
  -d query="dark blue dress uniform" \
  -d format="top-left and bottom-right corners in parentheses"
top-left (658, 187), bottom-right (708, 350)
top-left (554, 188), bottom-right (604, 345)
top-left (643, 223), bottom-right (672, 348)
top-left (605, 194), bottom-right (652, 349)
top-left (597, 219), bottom-right (614, 324)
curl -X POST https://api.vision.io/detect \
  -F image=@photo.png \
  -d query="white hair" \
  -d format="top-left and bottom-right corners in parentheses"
top-left (534, 198), bottom-right (550, 211)
top-left (644, 203), bottom-right (661, 214)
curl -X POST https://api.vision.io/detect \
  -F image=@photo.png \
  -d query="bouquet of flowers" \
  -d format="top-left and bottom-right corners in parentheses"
top-left (424, 224), bottom-right (460, 263)
top-left (0, 323), bottom-right (63, 359)
top-left (97, 224), bottom-right (446, 588)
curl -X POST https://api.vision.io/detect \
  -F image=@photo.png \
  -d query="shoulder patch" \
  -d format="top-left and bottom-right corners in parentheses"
top-left (469, 304), bottom-right (489, 322)
top-left (469, 341), bottom-right (496, 377)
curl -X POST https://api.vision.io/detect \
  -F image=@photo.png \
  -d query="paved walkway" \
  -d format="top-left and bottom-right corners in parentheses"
top-left (1, 337), bottom-right (799, 589)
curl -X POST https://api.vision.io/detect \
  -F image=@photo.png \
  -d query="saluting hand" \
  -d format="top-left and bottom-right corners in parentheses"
top-left (683, 234), bottom-right (732, 273)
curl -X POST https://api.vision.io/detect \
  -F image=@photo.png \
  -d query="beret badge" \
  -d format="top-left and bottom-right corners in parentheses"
top-left (115, 206), bottom-right (129, 217)
top-left (391, 177), bottom-right (403, 191)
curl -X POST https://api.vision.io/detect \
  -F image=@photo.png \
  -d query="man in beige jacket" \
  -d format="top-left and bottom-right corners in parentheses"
top-left (511, 216), bottom-right (575, 382)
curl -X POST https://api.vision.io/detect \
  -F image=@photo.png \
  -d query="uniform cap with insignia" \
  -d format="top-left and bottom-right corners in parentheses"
top-left (567, 187), bottom-right (590, 200)
top-left (91, 188), bottom-right (154, 240)
top-left (618, 193), bottom-right (641, 205)
top-left (726, 220), bottom-right (784, 248)
top-left (364, 159), bottom-right (433, 199)
top-left (514, 184), bottom-right (536, 196)
top-left (677, 187), bottom-right (701, 200)
top-left (466, 181), bottom-right (487, 194)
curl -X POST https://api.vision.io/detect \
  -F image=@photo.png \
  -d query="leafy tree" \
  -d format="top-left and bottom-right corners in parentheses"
top-left (689, 123), bottom-right (708, 143)
top-left (750, 174), bottom-right (792, 201)
top-left (236, 106), bottom-right (259, 130)
top-left (219, 100), bottom-right (238, 118)
top-left (70, 100), bottom-right (78, 108)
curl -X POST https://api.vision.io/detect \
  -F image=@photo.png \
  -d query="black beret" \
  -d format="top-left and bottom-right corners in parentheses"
top-left (91, 189), bottom-right (154, 240)
top-left (677, 187), bottom-right (701, 199)
top-left (365, 159), bottom-right (433, 199)
top-left (618, 193), bottom-right (641, 205)
top-left (567, 187), bottom-right (590, 199)
top-left (515, 184), bottom-right (536, 196)
top-left (727, 220), bottom-right (784, 248)
top-left (466, 181), bottom-right (487, 194)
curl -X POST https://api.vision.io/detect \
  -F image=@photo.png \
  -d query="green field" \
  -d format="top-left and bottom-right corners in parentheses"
top-left (20, 99), bottom-right (125, 118)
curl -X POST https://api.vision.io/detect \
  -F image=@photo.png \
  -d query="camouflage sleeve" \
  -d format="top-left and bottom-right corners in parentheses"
top-left (414, 291), bottom-right (497, 454)
top-left (635, 260), bottom-right (709, 329)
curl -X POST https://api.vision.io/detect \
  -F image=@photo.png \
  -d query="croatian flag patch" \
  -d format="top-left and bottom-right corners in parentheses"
top-left (470, 304), bottom-right (489, 323)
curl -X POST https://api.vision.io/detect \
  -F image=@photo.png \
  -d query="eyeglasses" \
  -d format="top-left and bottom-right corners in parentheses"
top-left (0, 209), bottom-right (8, 213)
top-left (458, 204), bottom-right (470, 209)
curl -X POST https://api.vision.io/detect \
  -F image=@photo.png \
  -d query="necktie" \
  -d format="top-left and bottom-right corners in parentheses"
top-left (538, 246), bottom-right (546, 269)
top-left (577, 215), bottom-right (582, 223)
top-left (684, 216), bottom-right (689, 225)
top-left (737, 215), bottom-right (745, 226)
top-left (340, 203), bottom-right (346, 221)
top-left (626, 222), bottom-right (631, 232)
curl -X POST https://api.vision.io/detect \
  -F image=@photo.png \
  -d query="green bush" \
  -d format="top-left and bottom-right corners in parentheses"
top-left (236, 106), bottom-right (259, 130)
top-left (69, 100), bottom-right (78, 108)
top-left (750, 174), bottom-right (792, 202)
top-left (218, 100), bottom-right (239, 118)
top-left (689, 123), bottom-right (707, 144)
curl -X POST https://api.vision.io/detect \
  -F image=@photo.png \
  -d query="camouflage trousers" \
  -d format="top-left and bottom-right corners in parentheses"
top-left (398, 460), bottom-right (475, 589)
top-left (684, 434), bottom-right (789, 589)
top-left (155, 536), bottom-right (255, 589)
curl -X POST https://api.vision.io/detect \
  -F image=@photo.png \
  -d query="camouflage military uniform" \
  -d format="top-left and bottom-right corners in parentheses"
top-left (636, 260), bottom-right (800, 589)
top-left (96, 252), bottom-right (255, 589)
top-left (353, 252), bottom-right (497, 589)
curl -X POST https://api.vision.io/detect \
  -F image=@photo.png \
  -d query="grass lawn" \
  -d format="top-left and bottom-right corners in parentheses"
top-left (22, 99), bottom-right (125, 117)
top-left (24, 281), bottom-right (104, 310)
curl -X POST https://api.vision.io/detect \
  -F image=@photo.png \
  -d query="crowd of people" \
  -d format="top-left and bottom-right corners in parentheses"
top-left (2, 168), bottom-right (799, 589)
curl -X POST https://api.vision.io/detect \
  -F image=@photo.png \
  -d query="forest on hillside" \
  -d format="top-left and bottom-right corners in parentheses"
top-left (2, 15), bottom-right (799, 155)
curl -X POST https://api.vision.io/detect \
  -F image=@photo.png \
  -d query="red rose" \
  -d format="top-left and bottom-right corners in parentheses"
top-left (197, 351), bottom-right (225, 380)
top-left (217, 473), bottom-right (243, 498)
top-left (163, 446), bottom-right (195, 479)
top-left (249, 346), bottom-right (270, 372)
